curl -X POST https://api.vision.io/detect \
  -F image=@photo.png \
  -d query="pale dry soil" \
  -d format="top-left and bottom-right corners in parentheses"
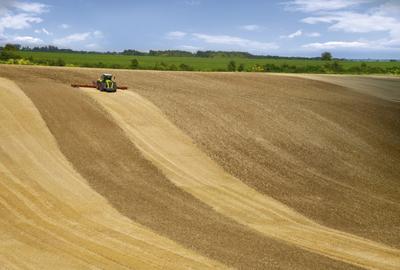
top-left (0, 77), bottom-right (227, 270)
top-left (85, 87), bottom-right (400, 270)
top-left (0, 65), bottom-right (399, 270)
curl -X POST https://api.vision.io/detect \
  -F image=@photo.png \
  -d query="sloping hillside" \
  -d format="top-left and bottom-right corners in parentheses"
top-left (125, 71), bottom-right (400, 247)
top-left (0, 65), bottom-right (399, 269)
top-left (0, 77), bottom-right (226, 270)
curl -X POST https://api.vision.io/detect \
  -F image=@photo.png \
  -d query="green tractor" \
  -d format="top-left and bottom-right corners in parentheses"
top-left (96, 74), bottom-right (117, 92)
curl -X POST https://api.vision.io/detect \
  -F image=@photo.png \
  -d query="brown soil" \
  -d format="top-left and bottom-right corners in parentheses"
top-left (290, 74), bottom-right (400, 102)
top-left (125, 71), bottom-right (400, 248)
top-left (1, 65), bottom-right (399, 269)
top-left (0, 77), bottom-right (227, 270)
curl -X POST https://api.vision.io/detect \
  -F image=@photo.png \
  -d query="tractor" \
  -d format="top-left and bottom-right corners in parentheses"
top-left (71, 74), bottom-right (128, 91)
top-left (96, 74), bottom-right (118, 92)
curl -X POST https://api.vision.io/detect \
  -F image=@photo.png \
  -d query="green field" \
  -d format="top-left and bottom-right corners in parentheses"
top-left (12, 51), bottom-right (400, 74)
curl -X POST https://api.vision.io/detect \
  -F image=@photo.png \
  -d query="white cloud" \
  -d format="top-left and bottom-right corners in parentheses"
top-left (284, 0), bottom-right (367, 12)
top-left (302, 41), bottom-right (370, 49)
top-left (13, 35), bottom-right (42, 44)
top-left (302, 12), bottom-right (399, 33)
top-left (280, 29), bottom-right (303, 38)
top-left (374, 1), bottom-right (400, 16)
top-left (60, 23), bottom-right (70, 29)
top-left (384, 35), bottom-right (400, 47)
top-left (53, 31), bottom-right (103, 46)
top-left (13, 2), bottom-right (49, 14)
top-left (306, 32), bottom-right (321, 37)
top-left (53, 32), bottom-right (91, 45)
top-left (302, 16), bottom-right (338, 24)
top-left (0, 13), bottom-right (42, 31)
top-left (166, 31), bottom-right (187, 39)
top-left (192, 33), bottom-right (278, 50)
top-left (289, 29), bottom-right (302, 38)
top-left (292, 0), bottom-right (400, 50)
top-left (93, 30), bottom-right (103, 38)
top-left (303, 39), bottom-right (400, 51)
top-left (34, 27), bottom-right (51, 35)
top-left (239, 24), bottom-right (261, 31)
top-left (0, 32), bottom-right (43, 45)
top-left (85, 43), bottom-right (101, 50)
top-left (180, 45), bottom-right (202, 51)
top-left (331, 13), bottom-right (398, 34)
top-left (0, 1), bottom-right (48, 39)
top-left (42, 27), bottom-right (50, 35)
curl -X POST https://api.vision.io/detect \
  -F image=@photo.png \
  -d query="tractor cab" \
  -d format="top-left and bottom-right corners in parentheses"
top-left (96, 73), bottom-right (117, 92)
top-left (100, 74), bottom-right (113, 82)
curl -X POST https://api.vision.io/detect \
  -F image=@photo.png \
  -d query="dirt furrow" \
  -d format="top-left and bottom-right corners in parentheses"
top-left (0, 77), bottom-right (229, 270)
top-left (85, 88), bottom-right (400, 270)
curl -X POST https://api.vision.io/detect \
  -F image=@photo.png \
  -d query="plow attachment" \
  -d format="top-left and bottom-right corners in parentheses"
top-left (71, 83), bottom-right (128, 90)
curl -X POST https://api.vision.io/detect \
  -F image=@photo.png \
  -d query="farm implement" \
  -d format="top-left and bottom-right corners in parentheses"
top-left (71, 73), bottom-right (128, 92)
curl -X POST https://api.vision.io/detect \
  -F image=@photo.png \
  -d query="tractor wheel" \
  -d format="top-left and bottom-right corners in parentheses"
top-left (99, 83), bottom-right (105, 91)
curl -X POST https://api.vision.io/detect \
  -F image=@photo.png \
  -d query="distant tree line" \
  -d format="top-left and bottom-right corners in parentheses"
top-left (222, 59), bottom-right (400, 75)
top-left (0, 44), bottom-right (350, 60)
top-left (21, 45), bottom-right (74, 52)
top-left (1, 44), bottom-right (399, 74)
top-left (121, 49), bottom-right (254, 58)
top-left (1, 44), bottom-right (398, 62)
top-left (121, 49), bottom-right (325, 59)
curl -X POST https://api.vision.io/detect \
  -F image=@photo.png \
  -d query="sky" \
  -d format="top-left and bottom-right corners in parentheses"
top-left (0, 0), bottom-right (399, 59)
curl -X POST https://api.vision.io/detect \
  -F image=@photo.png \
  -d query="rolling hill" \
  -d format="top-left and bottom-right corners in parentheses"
top-left (0, 65), bottom-right (399, 269)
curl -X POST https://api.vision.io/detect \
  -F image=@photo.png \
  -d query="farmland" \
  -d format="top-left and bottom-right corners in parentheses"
top-left (0, 65), bottom-right (400, 269)
top-left (2, 0), bottom-right (400, 268)
top-left (14, 51), bottom-right (400, 73)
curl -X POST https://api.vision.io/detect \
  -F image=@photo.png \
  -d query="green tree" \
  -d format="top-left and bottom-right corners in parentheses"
top-left (169, 64), bottom-right (178, 71)
top-left (179, 63), bottom-right (194, 71)
top-left (3, 44), bottom-right (20, 51)
top-left (360, 62), bottom-right (367, 71)
top-left (55, 58), bottom-right (66, 66)
top-left (130, 58), bottom-right (139, 69)
top-left (227, 60), bottom-right (236, 71)
top-left (154, 61), bottom-right (168, 70)
top-left (0, 44), bottom-right (21, 60)
top-left (96, 62), bottom-right (105, 68)
top-left (331, 61), bottom-right (342, 72)
top-left (321, 51), bottom-right (332, 61)
top-left (238, 63), bottom-right (245, 72)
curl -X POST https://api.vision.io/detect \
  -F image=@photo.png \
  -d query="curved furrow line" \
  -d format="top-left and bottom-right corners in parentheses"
top-left (0, 77), bottom-right (229, 270)
top-left (84, 88), bottom-right (400, 270)
top-left (15, 79), bottom-right (361, 269)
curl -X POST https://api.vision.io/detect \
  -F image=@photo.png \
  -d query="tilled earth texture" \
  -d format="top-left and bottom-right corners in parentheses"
top-left (0, 65), bottom-right (399, 270)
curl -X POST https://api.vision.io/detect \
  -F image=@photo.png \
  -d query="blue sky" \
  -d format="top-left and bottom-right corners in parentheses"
top-left (0, 0), bottom-right (399, 58)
